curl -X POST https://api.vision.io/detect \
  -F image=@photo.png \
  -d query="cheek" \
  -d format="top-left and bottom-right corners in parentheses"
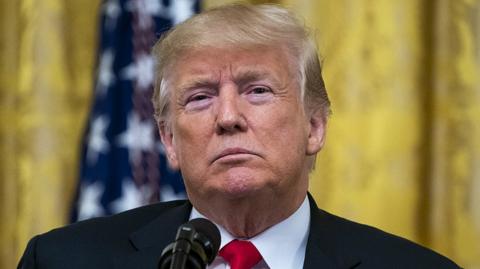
top-left (262, 108), bottom-right (308, 143)
top-left (174, 114), bottom-right (201, 141)
top-left (261, 110), bottom-right (309, 164)
top-left (171, 126), bottom-right (194, 166)
top-left (172, 118), bottom-right (212, 167)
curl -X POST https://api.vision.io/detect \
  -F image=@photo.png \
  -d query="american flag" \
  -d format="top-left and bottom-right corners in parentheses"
top-left (71, 0), bottom-right (200, 222)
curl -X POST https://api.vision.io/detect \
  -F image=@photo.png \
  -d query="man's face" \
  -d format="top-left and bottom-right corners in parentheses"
top-left (160, 45), bottom-right (325, 203)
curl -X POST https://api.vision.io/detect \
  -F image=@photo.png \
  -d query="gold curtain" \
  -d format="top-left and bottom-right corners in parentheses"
top-left (286, 0), bottom-right (480, 267)
top-left (429, 0), bottom-right (480, 265)
top-left (1, 0), bottom-right (478, 268)
top-left (0, 0), bottom-right (100, 268)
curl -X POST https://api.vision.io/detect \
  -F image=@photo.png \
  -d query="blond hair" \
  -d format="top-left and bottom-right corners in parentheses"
top-left (152, 4), bottom-right (330, 126)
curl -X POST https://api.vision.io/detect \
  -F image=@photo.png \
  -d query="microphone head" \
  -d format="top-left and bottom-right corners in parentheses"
top-left (188, 218), bottom-right (221, 263)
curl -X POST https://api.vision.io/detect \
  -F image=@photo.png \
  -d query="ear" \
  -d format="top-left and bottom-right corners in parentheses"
top-left (158, 122), bottom-right (179, 169)
top-left (306, 109), bottom-right (327, 155)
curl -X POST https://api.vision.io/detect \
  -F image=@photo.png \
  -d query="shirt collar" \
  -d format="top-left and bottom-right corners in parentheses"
top-left (190, 195), bottom-right (310, 268)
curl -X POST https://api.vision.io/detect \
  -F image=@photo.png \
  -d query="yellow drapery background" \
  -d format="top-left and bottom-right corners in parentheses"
top-left (1, 0), bottom-right (478, 268)
top-left (0, 1), bottom-right (100, 268)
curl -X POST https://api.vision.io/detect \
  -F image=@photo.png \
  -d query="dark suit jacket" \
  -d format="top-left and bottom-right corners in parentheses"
top-left (18, 195), bottom-right (460, 268)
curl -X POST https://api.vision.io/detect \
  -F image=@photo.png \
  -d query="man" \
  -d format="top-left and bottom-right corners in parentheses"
top-left (18, 4), bottom-right (460, 269)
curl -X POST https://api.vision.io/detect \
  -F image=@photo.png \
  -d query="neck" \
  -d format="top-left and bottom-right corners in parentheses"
top-left (192, 190), bottom-right (307, 238)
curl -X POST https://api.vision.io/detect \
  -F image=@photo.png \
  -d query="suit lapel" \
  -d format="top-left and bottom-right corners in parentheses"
top-left (115, 201), bottom-right (192, 269)
top-left (303, 194), bottom-right (362, 269)
top-left (303, 240), bottom-right (337, 269)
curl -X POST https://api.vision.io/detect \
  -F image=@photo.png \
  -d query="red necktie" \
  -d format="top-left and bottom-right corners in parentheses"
top-left (219, 239), bottom-right (262, 269)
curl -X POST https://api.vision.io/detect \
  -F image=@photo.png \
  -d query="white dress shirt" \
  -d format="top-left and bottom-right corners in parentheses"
top-left (189, 196), bottom-right (311, 269)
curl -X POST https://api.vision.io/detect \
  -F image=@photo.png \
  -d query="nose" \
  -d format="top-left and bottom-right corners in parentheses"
top-left (215, 87), bottom-right (247, 135)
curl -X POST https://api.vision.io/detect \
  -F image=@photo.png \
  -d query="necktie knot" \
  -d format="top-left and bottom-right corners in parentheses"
top-left (219, 239), bottom-right (262, 269)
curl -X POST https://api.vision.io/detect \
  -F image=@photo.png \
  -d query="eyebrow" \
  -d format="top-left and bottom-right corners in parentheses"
top-left (176, 69), bottom-right (280, 95)
top-left (177, 77), bottom-right (220, 93)
top-left (233, 70), bottom-right (273, 86)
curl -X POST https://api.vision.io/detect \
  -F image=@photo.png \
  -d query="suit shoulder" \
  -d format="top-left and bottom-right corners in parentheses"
top-left (33, 200), bottom-right (187, 254)
top-left (18, 200), bottom-right (189, 268)
top-left (44, 199), bottom-right (188, 239)
top-left (312, 209), bottom-right (461, 268)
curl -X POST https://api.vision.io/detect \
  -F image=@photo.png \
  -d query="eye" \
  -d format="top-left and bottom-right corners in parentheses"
top-left (245, 85), bottom-right (274, 104)
top-left (188, 94), bottom-right (209, 103)
top-left (183, 91), bottom-right (213, 111)
top-left (249, 86), bottom-right (271, 95)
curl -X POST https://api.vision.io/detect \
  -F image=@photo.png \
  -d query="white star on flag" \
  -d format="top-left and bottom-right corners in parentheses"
top-left (103, 0), bottom-right (121, 30)
top-left (95, 49), bottom-right (115, 96)
top-left (169, 0), bottom-right (196, 25)
top-left (117, 112), bottom-right (155, 163)
top-left (120, 53), bottom-right (154, 89)
top-left (160, 184), bottom-right (186, 202)
top-left (86, 115), bottom-right (110, 165)
top-left (77, 181), bottom-right (105, 221)
top-left (110, 179), bottom-right (151, 213)
top-left (125, 0), bottom-right (195, 27)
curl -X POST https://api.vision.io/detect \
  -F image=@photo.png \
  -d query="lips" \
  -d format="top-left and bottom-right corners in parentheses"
top-left (212, 147), bottom-right (258, 163)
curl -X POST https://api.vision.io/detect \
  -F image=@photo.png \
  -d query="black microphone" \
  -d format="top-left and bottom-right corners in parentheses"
top-left (158, 218), bottom-right (221, 269)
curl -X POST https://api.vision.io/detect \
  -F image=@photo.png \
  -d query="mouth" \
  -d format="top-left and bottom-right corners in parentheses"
top-left (212, 148), bottom-right (258, 163)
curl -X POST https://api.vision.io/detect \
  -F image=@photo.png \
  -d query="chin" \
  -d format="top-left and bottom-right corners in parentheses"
top-left (222, 177), bottom-right (267, 199)
top-left (193, 168), bottom-right (271, 199)
top-left (222, 185), bottom-right (257, 198)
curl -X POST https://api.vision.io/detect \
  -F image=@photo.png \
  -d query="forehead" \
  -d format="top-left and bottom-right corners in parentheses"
top-left (168, 45), bottom-right (298, 86)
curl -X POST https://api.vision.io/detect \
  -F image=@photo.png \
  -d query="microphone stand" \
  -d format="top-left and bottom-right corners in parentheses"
top-left (158, 218), bottom-right (220, 269)
top-left (158, 224), bottom-right (204, 269)
top-left (170, 224), bottom-right (194, 269)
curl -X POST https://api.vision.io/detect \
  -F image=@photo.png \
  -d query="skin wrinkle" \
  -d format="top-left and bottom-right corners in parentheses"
top-left (159, 45), bottom-right (326, 238)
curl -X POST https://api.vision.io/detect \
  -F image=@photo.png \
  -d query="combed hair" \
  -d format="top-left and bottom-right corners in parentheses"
top-left (152, 3), bottom-right (330, 126)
